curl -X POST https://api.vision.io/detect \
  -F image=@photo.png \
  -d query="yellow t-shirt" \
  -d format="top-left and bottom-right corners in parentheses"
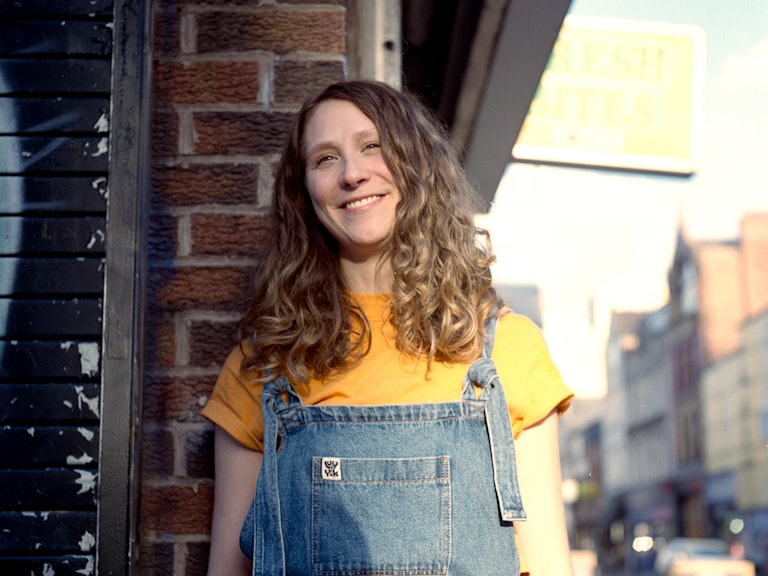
top-left (202, 293), bottom-right (572, 452)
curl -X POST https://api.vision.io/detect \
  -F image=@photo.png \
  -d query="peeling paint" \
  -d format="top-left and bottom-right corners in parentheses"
top-left (74, 470), bottom-right (97, 495)
top-left (63, 399), bottom-right (73, 409)
top-left (91, 136), bottom-right (108, 157)
top-left (43, 562), bottom-right (55, 576)
top-left (91, 176), bottom-right (107, 190)
top-left (76, 556), bottom-right (95, 576)
top-left (74, 385), bottom-right (100, 417)
top-left (66, 452), bottom-right (94, 466)
top-left (93, 112), bottom-right (109, 133)
top-left (86, 229), bottom-right (105, 249)
top-left (198, 395), bottom-right (208, 407)
top-left (78, 531), bottom-right (95, 552)
top-left (77, 342), bottom-right (100, 377)
top-left (27, 427), bottom-right (35, 437)
top-left (77, 427), bottom-right (95, 441)
top-left (61, 341), bottom-right (100, 376)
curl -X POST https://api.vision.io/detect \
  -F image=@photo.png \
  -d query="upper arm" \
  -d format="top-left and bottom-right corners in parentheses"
top-left (514, 410), bottom-right (574, 576)
top-left (207, 425), bottom-right (263, 576)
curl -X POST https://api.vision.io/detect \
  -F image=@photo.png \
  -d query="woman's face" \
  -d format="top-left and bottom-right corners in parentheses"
top-left (303, 99), bottom-right (401, 264)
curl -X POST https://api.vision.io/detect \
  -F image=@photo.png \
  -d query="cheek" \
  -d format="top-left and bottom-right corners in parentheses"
top-left (304, 180), bottom-right (331, 226)
top-left (304, 173), bottom-right (329, 206)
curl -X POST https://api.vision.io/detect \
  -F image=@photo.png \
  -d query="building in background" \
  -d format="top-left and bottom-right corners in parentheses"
top-left (565, 212), bottom-right (768, 574)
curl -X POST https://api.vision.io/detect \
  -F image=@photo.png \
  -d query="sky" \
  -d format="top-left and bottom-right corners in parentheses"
top-left (476, 0), bottom-right (768, 398)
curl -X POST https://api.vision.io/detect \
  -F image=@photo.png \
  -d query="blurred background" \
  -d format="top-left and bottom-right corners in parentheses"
top-left (475, 1), bottom-right (768, 574)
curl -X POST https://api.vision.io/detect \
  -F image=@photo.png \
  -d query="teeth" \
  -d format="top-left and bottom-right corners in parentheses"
top-left (344, 195), bottom-right (381, 209)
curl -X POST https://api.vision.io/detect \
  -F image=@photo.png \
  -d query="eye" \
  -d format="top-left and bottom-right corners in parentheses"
top-left (313, 153), bottom-right (336, 167)
top-left (363, 142), bottom-right (381, 152)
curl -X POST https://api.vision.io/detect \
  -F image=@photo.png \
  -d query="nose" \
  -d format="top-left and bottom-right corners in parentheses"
top-left (340, 155), bottom-right (369, 189)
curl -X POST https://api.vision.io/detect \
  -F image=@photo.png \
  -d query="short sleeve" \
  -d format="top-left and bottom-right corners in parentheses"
top-left (491, 313), bottom-right (573, 438)
top-left (201, 345), bottom-right (266, 452)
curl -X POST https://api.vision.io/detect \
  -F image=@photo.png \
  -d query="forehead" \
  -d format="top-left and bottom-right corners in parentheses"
top-left (303, 100), bottom-right (377, 145)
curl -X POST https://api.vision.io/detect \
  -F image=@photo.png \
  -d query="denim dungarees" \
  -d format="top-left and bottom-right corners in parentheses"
top-left (240, 316), bottom-right (526, 575)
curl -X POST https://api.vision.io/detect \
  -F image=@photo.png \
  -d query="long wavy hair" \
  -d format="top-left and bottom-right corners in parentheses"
top-left (239, 80), bottom-right (502, 383)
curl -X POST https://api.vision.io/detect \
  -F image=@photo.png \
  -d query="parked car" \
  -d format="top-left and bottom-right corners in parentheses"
top-left (654, 538), bottom-right (755, 576)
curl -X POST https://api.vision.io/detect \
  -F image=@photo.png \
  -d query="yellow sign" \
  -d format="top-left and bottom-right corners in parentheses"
top-left (513, 15), bottom-right (705, 174)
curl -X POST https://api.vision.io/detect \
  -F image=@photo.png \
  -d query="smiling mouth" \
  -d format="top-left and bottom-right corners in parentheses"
top-left (342, 195), bottom-right (383, 209)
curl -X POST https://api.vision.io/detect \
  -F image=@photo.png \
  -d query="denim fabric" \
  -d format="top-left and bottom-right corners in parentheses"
top-left (241, 316), bottom-right (525, 575)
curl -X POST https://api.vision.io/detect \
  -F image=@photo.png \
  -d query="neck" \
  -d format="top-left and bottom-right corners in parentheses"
top-left (340, 256), bottom-right (393, 294)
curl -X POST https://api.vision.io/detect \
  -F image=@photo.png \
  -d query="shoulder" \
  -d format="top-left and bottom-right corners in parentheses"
top-left (491, 312), bottom-right (555, 379)
top-left (202, 342), bottom-right (265, 451)
top-left (491, 312), bottom-right (573, 434)
top-left (222, 342), bottom-right (247, 369)
top-left (219, 340), bottom-right (260, 378)
top-left (494, 312), bottom-right (550, 355)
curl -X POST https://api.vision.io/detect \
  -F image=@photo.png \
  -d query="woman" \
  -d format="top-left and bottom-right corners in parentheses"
top-left (203, 80), bottom-right (574, 575)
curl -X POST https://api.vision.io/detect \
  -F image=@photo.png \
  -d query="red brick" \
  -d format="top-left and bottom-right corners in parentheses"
top-left (190, 213), bottom-right (269, 256)
top-left (144, 316), bottom-right (177, 368)
top-left (139, 540), bottom-right (174, 576)
top-left (142, 483), bottom-right (214, 534)
top-left (192, 111), bottom-right (295, 156)
top-left (185, 428), bottom-right (215, 478)
top-left (142, 427), bottom-right (176, 477)
top-left (154, 61), bottom-right (261, 105)
top-left (274, 60), bottom-right (345, 105)
top-left (147, 209), bottom-right (177, 260)
top-left (152, 109), bottom-right (180, 157)
top-left (151, 164), bottom-right (261, 207)
top-left (185, 541), bottom-right (211, 576)
top-left (143, 375), bottom-right (217, 422)
top-left (188, 320), bottom-right (239, 367)
top-left (148, 266), bottom-right (254, 311)
top-left (196, 10), bottom-right (346, 54)
top-left (152, 2), bottom-right (182, 57)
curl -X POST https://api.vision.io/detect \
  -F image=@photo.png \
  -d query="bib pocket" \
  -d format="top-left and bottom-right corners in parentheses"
top-left (311, 455), bottom-right (451, 576)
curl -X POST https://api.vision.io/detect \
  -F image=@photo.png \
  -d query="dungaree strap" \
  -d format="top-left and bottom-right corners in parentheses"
top-left (465, 313), bottom-right (527, 522)
top-left (254, 375), bottom-right (302, 575)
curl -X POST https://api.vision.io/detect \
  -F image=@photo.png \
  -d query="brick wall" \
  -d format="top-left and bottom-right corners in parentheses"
top-left (142, 1), bottom-right (347, 574)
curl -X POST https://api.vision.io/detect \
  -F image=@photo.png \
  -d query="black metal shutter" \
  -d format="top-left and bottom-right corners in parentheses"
top-left (0, 0), bottom-right (147, 573)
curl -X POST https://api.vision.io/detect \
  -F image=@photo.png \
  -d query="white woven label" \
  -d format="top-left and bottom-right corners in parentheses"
top-left (321, 458), bottom-right (341, 481)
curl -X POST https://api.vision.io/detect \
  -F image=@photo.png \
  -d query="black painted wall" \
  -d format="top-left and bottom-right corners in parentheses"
top-left (0, 0), bottom-right (114, 573)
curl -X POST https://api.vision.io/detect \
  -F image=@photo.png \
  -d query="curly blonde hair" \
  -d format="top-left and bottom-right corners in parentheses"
top-left (239, 80), bottom-right (502, 383)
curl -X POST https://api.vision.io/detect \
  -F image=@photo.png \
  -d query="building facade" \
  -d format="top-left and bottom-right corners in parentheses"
top-left (579, 214), bottom-right (768, 574)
